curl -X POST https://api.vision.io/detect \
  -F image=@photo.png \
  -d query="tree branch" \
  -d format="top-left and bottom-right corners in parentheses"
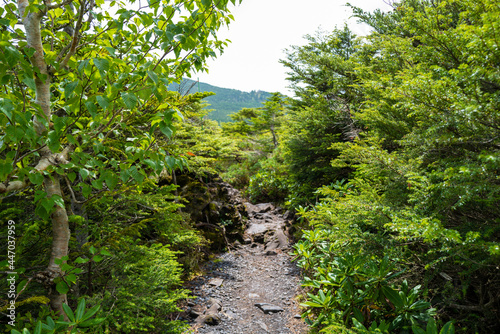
top-left (58, 0), bottom-right (86, 69)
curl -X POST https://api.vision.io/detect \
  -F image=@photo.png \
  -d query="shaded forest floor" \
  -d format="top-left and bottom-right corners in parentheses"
top-left (182, 203), bottom-right (309, 334)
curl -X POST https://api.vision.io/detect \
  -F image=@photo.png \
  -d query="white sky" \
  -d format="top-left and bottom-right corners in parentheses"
top-left (194, 0), bottom-right (394, 95)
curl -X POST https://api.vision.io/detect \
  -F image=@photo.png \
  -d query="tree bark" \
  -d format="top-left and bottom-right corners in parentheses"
top-left (18, 0), bottom-right (71, 317)
top-left (45, 175), bottom-right (71, 314)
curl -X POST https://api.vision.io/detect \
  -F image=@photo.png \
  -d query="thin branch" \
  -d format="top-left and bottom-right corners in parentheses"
top-left (64, 175), bottom-right (85, 204)
top-left (16, 144), bottom-right (48, 163)
top-left (59, 0), bottom-right (86, 68)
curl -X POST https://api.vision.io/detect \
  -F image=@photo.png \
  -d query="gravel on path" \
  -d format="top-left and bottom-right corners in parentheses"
top-left (183, 203), bottom-right (309, 334)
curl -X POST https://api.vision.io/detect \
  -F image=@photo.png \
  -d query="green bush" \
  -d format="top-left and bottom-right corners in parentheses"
top-left (93, 244), bottom-right (189, 333)
top-left (247, 170), bottom-right (288, 203)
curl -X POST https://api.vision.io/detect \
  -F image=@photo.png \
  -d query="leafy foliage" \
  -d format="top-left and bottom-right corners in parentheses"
top-left (93, 244), bottom-right (190, 333)
top-left (286, 1), bottom-right (500, 332)
top-left (11, 298), bottom-right (104, 334)
top-left (1, 0), bottom-right (239, 331)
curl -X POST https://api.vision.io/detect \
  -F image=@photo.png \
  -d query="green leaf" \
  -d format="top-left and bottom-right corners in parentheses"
top-left (0, 98), bottom-right (14, 121)
top-left (85, 101), bottom-right (98, 117)
top-left (412, 326), bottom-right (427, 334)
top-left (382, 286), bottom-right (404, 309)
top-left (75, 298), bottom-right (86, 321)
top-left (91, 178), bottom-right (103, 190)
top-left (4, 46), bottom-right (21, 67)
top-left (47, 130), bottom-right (61, 152)
top-left (128, 165), bottom-right (144, 183)
top-left (51, 194), bottom-right (65, 209)
top-left (439, 321), bottom-right (455, 334)
top-left (74, 257), bottom-right (89, 264)
top-left (79, 168), bottom-right (90, 180)
top-left (79, 317), bottom-right (105, 327)
top-left (81, 183), bottom-right (92, 198)
top-left (93, 58), bottom-right (109, 77)
top-left (28, 172), bottom-right (44, 185)
top-left (121, 92), bottom-right (138, 110)
top-left (62, 303), bottom-right (75, 322)
top-left (159, 120), bottom-right (173, 137)
top-left (352, 318), bottom-right (368, 330)
top-left (64, 81), bottom-right (79, 98)
top-left (17, 279), bottom-right (28, 294)
top-left (96, 95), bottom-right (109, 111)
top-left (40, 197), bottom-right (55, 214)
top-left (353, 307), bottom-right (364, 323)
top-left (67, 172), bottom-right (76, 182)
top-left (104, 172), bottom-right (120, 190)
top-left (45, 316), bottom-right (55, 329)
top-left (426, 318), bottom-right (437, 334)
top-left (100, 249), bottom-right (112, 256)
top-left (56, 281), bottom-right (69, 295)
top-left (147, 71), bottom-right (158, 84)
top-left (0, 159), bottom-right (13, 180)
top-left (33, 320), bottom-right (42, 334)
top-left (66, 274), bottom-right (77, 284)
top-left (80, 304), bottom-right (100, 322)
top-left (22, 75), bottom-right (36, 91)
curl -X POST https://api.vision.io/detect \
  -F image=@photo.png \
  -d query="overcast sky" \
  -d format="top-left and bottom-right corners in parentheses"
top-left (194, 0), bottom-right (394, 95)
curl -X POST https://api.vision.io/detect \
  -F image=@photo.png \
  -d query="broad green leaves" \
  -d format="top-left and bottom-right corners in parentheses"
top-left (11, 298), bottom-right (105, 334)
top-left (0, 0), bottom-right (240, 212)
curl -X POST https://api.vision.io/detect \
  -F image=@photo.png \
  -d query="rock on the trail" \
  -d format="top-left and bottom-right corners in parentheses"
top-left (208, 278), bottom-right (224, 287)
top-left (246, 202), bottom-right (274, 214)
top-left (264, 250), bottom-right (277, 256)
top-left (254, 303), bottom-right (285, 314)
top-left (199, 313), bottom-right (221, 326)
top-left (194, 298), bottom-right (223, 325)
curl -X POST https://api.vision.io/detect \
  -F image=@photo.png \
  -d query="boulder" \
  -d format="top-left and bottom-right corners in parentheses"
top-left (165, 171), bottom-right (248, 250)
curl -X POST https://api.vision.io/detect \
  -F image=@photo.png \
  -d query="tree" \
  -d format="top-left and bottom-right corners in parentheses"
top-left (292, 1), bottom-right (500, 331)
top-left (279, 26), bottom-right (363, 200)
top-left (0, 0), bottom-right (239, 315)
top-left (223, 92), bottom-right (287, 152)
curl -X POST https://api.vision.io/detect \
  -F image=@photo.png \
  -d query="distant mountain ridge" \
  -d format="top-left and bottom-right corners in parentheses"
top-left (169, 79), bottom-right (271, 123)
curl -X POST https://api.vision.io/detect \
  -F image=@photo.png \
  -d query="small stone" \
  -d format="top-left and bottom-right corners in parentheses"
top-left (248, 293), bottom-right (260, 299)
top-left (208, 298), bottom-right (222, 311)
top-left (257, 320), bottom-right (268, 332)
top-left (208, 278), bottom-right (224, 287)
top-left (294, 314), bottom-right (302, 319)
top-left (254, 303), bottom-right (284, 314)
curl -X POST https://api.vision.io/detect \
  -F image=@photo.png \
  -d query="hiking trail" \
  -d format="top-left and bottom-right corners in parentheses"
top-left (183, 202), bottom-right (309, 334)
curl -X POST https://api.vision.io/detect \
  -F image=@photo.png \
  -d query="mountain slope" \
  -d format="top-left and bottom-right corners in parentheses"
top-left (169, 79), bottom-right (271, 122)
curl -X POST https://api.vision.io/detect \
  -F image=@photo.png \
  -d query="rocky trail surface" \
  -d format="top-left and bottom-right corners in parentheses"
top-left (183, 203), bottom-right (309, 334)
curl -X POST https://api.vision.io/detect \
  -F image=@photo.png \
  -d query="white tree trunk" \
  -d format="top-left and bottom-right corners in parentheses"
top-left (17, 0), bottom-right (71, 317)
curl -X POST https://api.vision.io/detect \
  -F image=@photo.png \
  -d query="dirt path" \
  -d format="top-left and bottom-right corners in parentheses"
top-left (184, 203), bottom-right (308, 334)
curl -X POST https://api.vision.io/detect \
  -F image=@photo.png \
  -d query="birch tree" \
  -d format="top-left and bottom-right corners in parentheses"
top-left (0, 0), bottom-right (238, 314)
